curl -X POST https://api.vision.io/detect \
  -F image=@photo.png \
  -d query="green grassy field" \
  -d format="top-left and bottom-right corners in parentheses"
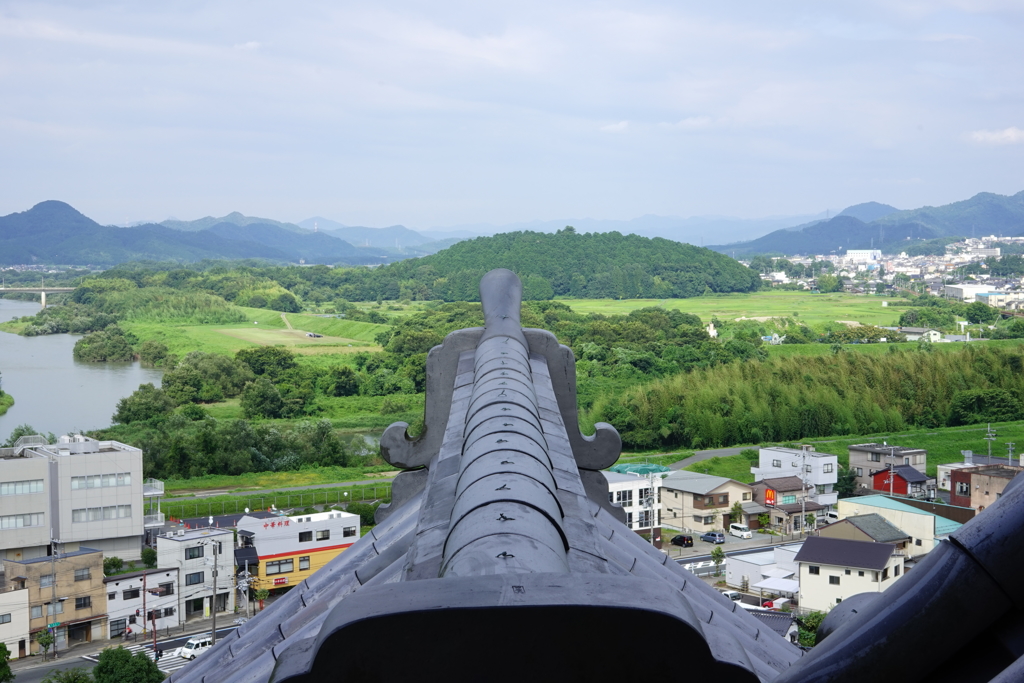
top-left (561, 291), bottom-right (913, 327)
top-left (160, 482), bottom-right (393, 519)
top-left (164, 464), bottom-right (398, 494)
top-left (767, 338), bottom-right (1024, 358)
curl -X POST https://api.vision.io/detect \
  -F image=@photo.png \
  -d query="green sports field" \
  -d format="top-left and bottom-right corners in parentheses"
top-left (561, 291), bottom-right (913, 328)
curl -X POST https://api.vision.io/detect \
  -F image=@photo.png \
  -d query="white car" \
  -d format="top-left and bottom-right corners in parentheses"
top-left (178, 635), bottom-right (213, 660)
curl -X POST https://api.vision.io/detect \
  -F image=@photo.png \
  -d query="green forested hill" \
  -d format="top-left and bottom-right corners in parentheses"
top-left (365, 228), bottom-right (761, 300)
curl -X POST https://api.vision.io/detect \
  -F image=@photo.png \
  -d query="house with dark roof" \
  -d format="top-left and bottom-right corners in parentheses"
top-left (818, 514), bottom-right (912, 556)
top-left (848, 442), bottom-right (927, 491)
top-left (752, 476), bottom-right (825, 534)
top-left (794, 536), bottom-right (904, 611)
top-left (870, 464), bottom-right (934, 499)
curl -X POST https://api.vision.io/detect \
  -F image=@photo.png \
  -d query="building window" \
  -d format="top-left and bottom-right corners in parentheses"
top-left (870, 453), bottom-right (881, 462)
top-left (817, 485), bottom-right (826, 495)
top-left (0, 512), bottom-right (43, 529)
top-left (299, 556), bottom-right (310, 571)
top-left (316, 530), bottom-right (330, 541)
top-left (638, 488), bottom-right (652, 505)
top-left (805, 465), bottom-right (812, 473)
top-left (844, 569), bottom-right (851, 575)
top-left (904, 458), bottom-right (910, 465)
top-left (955, 482), bottom-right (969, 496)
top-left (894, 565), bottom-right (901, 576)
top-left (808, 566), bottom-right (820, 575)
top-left (615, 490), bottom-right (633, 507)
top-left (829, 576), bottom-right (841, 585)
top-left (782, 495), bottom-right (796, 505)
top-left (40, 574), bottom-right (54, 588)
top-left (693, 515), bottom-right (704, 523)
top-left (823, 464), bottom-right (834, 474)
top-left (36, 603), bottom-right (63, 617)
top-left (299, 531), bottom-right (313, 543)
top-left (0, 614), bottom-right (10, 625)
top-left (123, 588), bottom-right (140, 600)
top-left (74, 568), bottom-right (91, 581)
top-left (856, 468), bottom-right (863, 477)
top-left (638, 510), bottom-right (653, 527)
top-left (775, 516), bottom-right (784, 525)
top-left (185, 572), bottom-right (204, 586)
top-left (76, 597), bottom-right (91, 610)
top-left (343, 527), bottom-right (356, 537)
top-left (71, 473), bottom-right (131, 489)
top-left (30, 606), bottom-right (41, 620)
top-left (0, 479), bottom-right (44, 496)
top-left (265, 559), bottom-right (294, 576)
top-left (718, 494), bottom-right (728, 504)
top-left (186, 546), bottom-right (204, 560)
top-left (742, 492), bottom-right (750, 501)
top-left (772, 459), bottom-right (782, 468)
top-left (110, 619), bottom-right (127, 638)
top-left (72, 505), bottom-right (131, 523)
top-left (858, 571), bottom-right (865, 577)
top-left (108, 592), bottom-right (116, 601)
top-left (881, 568), bottom-right (890, 580)
top-left (625, 512), bottom-right (633, 527)
top-left (157, 582), bottom-right (174, 596)
top-left (915, 539), bottom-right (922, 546)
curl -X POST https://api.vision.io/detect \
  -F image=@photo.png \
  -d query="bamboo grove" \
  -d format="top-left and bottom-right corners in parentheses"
top-left (587, 344), bottom-right (1024, 450)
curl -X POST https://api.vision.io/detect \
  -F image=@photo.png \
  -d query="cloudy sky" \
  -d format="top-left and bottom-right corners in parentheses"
top-left (1, 1), bottom-right (1022, 228)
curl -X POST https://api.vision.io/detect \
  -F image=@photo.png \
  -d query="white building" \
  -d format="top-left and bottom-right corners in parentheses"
top-left (794, 536), bottom-right (904, 612)
top-left (944, 284), bottom-right (996, 302)
top-left (725, 542), bottom-right (803, 593)
top-left (0, 585), bottom-right (29, 659)
top-left (156, 527), bottom-right (235, 622)
top-left (605, 472), bottom-right (662, 535)
top-left (751, 446), bottom-right (838, 509)
top-left (0, 434), bottom-right (161, 563)
top-left (846, 250), bottom-right (882, 263)
top-left (103, 567), bottom-right (181, 639)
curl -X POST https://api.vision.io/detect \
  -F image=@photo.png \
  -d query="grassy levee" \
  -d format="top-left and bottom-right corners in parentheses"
top-left (282, 314), bottom-right (389, 342)
top-left (164, 465), bottom-right (398, 494)
top-left (160, 482), bottom-right (393, 520)
top-left (561, 291), bottom-right (914, 327)
top-left (684, 420), bottom-right (1024, 482)
top-left (767, 338), bottom-right (1024, 358)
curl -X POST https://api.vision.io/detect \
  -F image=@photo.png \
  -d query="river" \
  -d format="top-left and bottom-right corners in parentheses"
top-left (0, 298), bottom-right (164, 440)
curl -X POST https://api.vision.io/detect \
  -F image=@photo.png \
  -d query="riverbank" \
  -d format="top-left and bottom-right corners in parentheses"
top-left (0, 393), bottom-right (13, 416)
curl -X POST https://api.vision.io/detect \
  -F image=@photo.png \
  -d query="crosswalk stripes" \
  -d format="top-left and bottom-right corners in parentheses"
top-left (81, 642), bottom-right (193, 674)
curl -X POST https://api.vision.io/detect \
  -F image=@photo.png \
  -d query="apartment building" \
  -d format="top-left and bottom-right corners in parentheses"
top-left (236, 510), bottom-right (360, 593)
top-left (949, 465), bottom-right (1022, 512)
top-left (0, 584), bottom-right (29, 659)
top-left (156, 527), bottom-right (235, 621)
top-left (0, 434), bottom-right (161, 563)
top-left (848, 443), bottom-right (927, 492)
top-left (604, 472), bottom-right (662, 538)
top-left (3, 546), bottom-right (107, 655)
top-left (752, 446), bottom-right (838, 508)
top-left (103, 567), bottom-right (181, 639)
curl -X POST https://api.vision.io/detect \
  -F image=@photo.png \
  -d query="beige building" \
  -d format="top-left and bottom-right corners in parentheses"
top-left (837, 495), bottom-right (960, 558)
top-left (3, 547), bottom-right (107, 655)
top-left (949, 464), bottom-right (1022, 512)
top-left (0, 584), bottom-right (29, 659)
top-left (659, 471), bottom-right (754, 533)
top-left (794, 536), bottom-right (904, 612)
top-left (847, 443), bottom-right (927, 492)
top-left (818, 514), bottom-right (911, 557)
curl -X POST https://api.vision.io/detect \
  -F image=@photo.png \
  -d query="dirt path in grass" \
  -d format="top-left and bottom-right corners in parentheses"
top-left (281, 313), bottom-right (293, 330)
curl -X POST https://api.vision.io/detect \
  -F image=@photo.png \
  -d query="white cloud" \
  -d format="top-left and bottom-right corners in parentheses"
top-left (233, 41), bottom-right (261, 50)
top-left (668, 116), bottom-right (712, 129)
top-left (600, 120), bottom-right (629, 132)
top-left (969, 127), bottom-right (1024, 144)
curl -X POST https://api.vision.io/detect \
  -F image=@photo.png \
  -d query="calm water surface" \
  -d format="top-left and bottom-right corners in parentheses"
top-left (0, 299), bottom-right (164, 439)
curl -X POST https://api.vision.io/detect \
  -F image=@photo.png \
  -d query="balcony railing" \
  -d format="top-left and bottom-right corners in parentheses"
top-left (143, 478), bottom-right (164, 497)
top-left (144, 513), bottom-right (165, 527)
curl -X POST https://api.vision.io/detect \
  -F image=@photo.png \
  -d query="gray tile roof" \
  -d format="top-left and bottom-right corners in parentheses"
top-left (760, 476), bottom-right (807, 492)
top-left (660, 470), bottom-right (737, 495)
top-left (834, 514), bottom-right (910, 543)
top-left (794, 536), bottom-right (895, 571)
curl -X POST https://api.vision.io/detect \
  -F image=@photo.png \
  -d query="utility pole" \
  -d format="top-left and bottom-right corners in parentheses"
top-left (1009, 443), bottom-right (1017, 469)
top-left (211, 540), bottom-right (219, 646)
top-left (142, 571), bottom-right (147, 636)
top-left (49, 535), bottom-right (60, 660)
top-left (889, 445), bottom-right (896, 497)
top-left (985, 424), bottom-right (997, 459)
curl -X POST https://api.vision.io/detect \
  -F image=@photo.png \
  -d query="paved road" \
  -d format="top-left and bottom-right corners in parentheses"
top-left (669, 447), bottom-right (749, 470)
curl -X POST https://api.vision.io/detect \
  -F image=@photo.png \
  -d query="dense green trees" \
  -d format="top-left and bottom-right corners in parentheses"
top-left (73, 325), bottom-right (137, 362)
top-left (93, 645), bottom-right (164, 683)
top-left (112, 384), bottom-right (175, 424)
top-left (589, 345), bottom-right (1024, 450)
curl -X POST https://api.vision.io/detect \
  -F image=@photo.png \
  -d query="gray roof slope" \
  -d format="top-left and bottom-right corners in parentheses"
top-left (759, 476), bottom-right (806, 492)
top-left (168, 270), bottom-right (801, 683)
top-left (838, 514), bottom-right (911, 543)
top-left (872, 464), bottom-right (929, 484)
top-left (660, 470), bottom-right (737, 495)
top-left (794, 536), bottom-right (895, 571)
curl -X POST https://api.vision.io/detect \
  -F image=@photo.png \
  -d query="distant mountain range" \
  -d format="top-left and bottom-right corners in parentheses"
top-left (708, 191), bottom-right (1024, 257)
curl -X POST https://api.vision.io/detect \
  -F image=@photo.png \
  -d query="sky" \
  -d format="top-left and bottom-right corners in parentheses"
top-left (1, 1), bottom-right (1022, 229)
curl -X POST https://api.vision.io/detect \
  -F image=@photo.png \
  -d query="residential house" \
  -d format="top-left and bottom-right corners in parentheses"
top-left (752, 445), bottom-right (838, 509)
top-left (3, 547), bottom-right (107, 655)
top-left (0, 584), bottom-right (29, 659)
top-left (0, 434), bottom-right (162, 563)
top-left (897, 327), bottom-right (943, 342)
top-left (848, 443), bottom-right (927, 492)
top-left (103, 567), bottom-right (180, 640)
top-left (817, 514), bottom-right (911, 557)
top-left (235, 510), bottom-right (360, 594)
top-left (604, 472), bottom-right (662, 540)
top-left (659, 471), bottom-right (754, 533)
top-left (837, 495), bottom-right (960, 559)
top-left (937, 451), bottom-right (1023, 491)
top-left (949, 465), bottom-right (1022, 512)
top-left (752, 476), bottom-right (825, 533)
top-left (795, 536), bottom-right (904, 612)
top-left (869, 464), bottom-right (934, 499)
top-left (725, 542), bottom-right (803, 592)
top-left (156, 527), bottom-right (234, 622)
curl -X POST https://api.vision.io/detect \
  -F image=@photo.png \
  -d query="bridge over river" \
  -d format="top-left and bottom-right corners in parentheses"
top-left (0, 286), bottom-right (75, 307)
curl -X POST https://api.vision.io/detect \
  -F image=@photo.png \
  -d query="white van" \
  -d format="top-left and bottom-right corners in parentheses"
top-left (178, 635), bottom-right (213, 660)
top-left (729, 523), bottom-right (752, 539)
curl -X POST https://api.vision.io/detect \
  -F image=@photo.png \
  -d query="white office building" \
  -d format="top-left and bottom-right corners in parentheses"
top-left (605, 472), bottom-right (662, 534)
top-left (104, 567), bottom-right (181, 639)
top-left (751, 446), bottom-right (839, 509)
top-left (0, 434), bottom-right (160, 562)
top-left (156, 527), bottom-right (235, 622)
